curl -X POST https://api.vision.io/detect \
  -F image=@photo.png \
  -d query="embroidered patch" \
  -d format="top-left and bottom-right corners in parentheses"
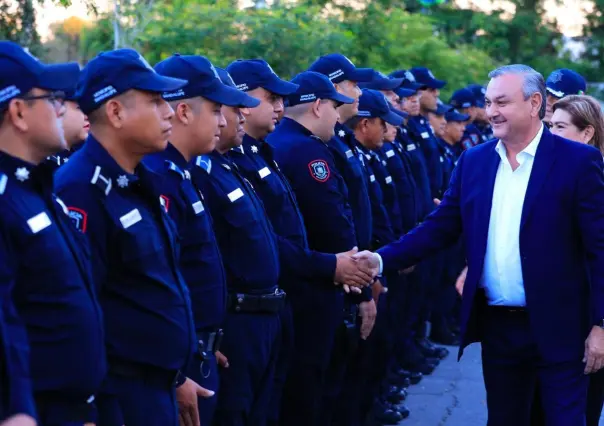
top-left (308, 159), bottom-right (330, 182)
top-left (67, 207), bottom-right (88, 233)
top-left (160, 195), bottom-right (170, 213)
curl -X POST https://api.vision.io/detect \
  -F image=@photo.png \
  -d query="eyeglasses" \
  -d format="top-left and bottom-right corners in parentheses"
top-left (21, 91), bottom-right (66, 111)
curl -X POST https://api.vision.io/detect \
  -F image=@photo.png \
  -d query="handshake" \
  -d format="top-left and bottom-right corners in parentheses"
top-left (334, 248), bottom-right (381, 293)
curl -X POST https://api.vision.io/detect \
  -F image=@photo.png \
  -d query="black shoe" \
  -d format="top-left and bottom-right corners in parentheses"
top-left (387, 369), bottom-right (412, 387)
top-left (390, 402), bottom-right (411, 420)
top-left (382, 385), bottom-right (407, 404)
top-left (369, 400), bottom-right (403, 425)
top-left (393, 368), bottom-right (423, 385)
top-left (416, 337), bottom-right (449, 359)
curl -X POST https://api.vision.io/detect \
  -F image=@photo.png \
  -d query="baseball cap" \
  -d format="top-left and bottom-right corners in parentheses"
top-left (391, 103), bottom-right (409, 120)
top-left (76, 48), bottom-right (187, 114)
top-left (410, 66), bottom-right (446, 89)
top-left (308, 53), bottom-right (373, 84)
top-left (357, 89), bottom-right (403, 126)
top-left (285, 71), bottom-right (354, 107)
top-left (0, 41), bottom-right (80, 109)
top-left (445, 107), bottom-right (470, 122)
top-left (428, 100), bottom-right (452, 116)
top-left (359, 70), bottom-right (403, 91)
top-left (215, 67), bottom-right (260, 108)
top-left (546, 69), bottom-right (587, 99)
top-left (449, 88), bottom-right (477, 109)
top-left (226, 59), bottom-right (298, 96)
top-left (466, 84), bottom-right (486, 108)
top-left (154, 54), bottom-right (258, 108)
top-left (389, 69), bottom-right (427, 91)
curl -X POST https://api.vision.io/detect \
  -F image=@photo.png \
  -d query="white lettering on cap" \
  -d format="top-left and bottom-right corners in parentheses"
top-left (300, 93), bottom-right (316, 102)
top-left (357, 110), bottom-right (371, 117)
top-left (93, 86), bottom-right (118, 104)
top-left (328, 70), bottom-right (344, 81)
top-left (0, 85), bottom-right (21, 103)
top-left (163, 89), bottom-right (185, 99)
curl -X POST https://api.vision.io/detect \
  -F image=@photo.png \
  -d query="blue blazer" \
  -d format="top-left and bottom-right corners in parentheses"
top-left (378, 127), bottom-right (604, 363)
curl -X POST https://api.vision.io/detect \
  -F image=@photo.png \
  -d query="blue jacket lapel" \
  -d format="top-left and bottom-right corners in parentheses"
top-left (520, 127), bottom-right (556, 230)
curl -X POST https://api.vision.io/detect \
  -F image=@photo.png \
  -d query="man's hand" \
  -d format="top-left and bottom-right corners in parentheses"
top-left (371, 279), bottom-right (386, 304)
top-left (0, 415), bottom-right (36, 426)
top-left (215, 350), bottom-right (229, 368)
top-left (176, 377), bottom-right (215, 426)
top-left (352, 250), bottom-right (380, 278)
top-left (433, 198), bottom-right (441, 206)
top-left (359, 299), bottom-right (377, 340)
top-left (584, 326), bottom-right (604, 374)
top-left (455, 266), bottom-right (468, 296)
top-left (335, 247), bottom-right (373, 288)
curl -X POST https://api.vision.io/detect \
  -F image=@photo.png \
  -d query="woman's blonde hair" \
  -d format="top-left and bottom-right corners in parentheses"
top-left (553, 95), bottom-right (604, 154)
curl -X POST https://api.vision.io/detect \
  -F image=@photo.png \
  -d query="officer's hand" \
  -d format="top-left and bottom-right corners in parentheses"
top-left (335, 247), bottom-right (373, 288)
top-left (215, 350), bottom-right (229, 368)
top-left (455, 266), bottom-right (468, 296)
top-left (352, 250), bottom-right (380, 278)
top-left (0, 415), bottom-right (36, 426)
top-left (176, 378), bottom-right (215, 426)
top-left (584, 326), bottom-right (604, 374)
top-left (359, 299), bottom-right (377, 340)
top-left (433, 198), bottom-right (441, 206)
top-left (371, 279), bottom-right (387, 305)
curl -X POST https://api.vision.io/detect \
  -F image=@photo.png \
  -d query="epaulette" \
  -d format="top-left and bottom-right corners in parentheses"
top-left (195, 156), bottom-right (212, 174)
top-left (0, 174), bottom-right (7, 195)
top-left (90, 166), bottom-right (112, 196)
top-left (166, 161), bottom-right (191, 180)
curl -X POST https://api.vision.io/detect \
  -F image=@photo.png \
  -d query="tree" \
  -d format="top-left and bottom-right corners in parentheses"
top-left (0, 0), bottom-right (42, 55)
top-left (45, 16), bottom-right (88, 62)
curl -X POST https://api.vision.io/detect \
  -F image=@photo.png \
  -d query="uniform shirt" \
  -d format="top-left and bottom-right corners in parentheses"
top-left (328, 123), bottom-right (373, 250)
top-left (397, 125), bottom-right (432, 219)
top-left (475, 122), bottom-right (494, 142)
top-left (436, 138), bottom-right (456, 196)
top-left (407, 115), bottom-right (443, 201)
top-left (55, 136), bottom-right (195, 372)
top-left (0, 152), bottom-right (106, 401)
top-left (381, 141), bottom-right (417, 234)
top-left (460, 123), bottom-right (485, 151)
top-left (190, 151), bottom-right (280, 294)
top-left (228, 134), bottom-right (336, 288)
top-left (480, 124), bottom-right (544, 306)
top-left (356, 144), bottom-right (397, 249)
top-left (145, 144), bottom-right (227, 332)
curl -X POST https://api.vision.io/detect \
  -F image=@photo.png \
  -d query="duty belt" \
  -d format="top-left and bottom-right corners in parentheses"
top-left (197, 329), bottom-right (224, 361)
top-left (227, 288), bottom-right (286, 314)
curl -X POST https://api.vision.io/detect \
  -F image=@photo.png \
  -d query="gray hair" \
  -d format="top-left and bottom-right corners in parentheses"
top-left (488, 64), bottom-right (547, 119)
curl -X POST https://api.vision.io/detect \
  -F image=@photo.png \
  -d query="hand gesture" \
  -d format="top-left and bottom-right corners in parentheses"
top-left (359, 299), bottom-right (377, 340)
top-left (176, 377), bottom-right (215, 426)
top-left (584, 326), bottom-right (604, 374)
top-left (455, 266), bottom-right (468, 296)
top-left (335, 247), bottom-right (373, 290)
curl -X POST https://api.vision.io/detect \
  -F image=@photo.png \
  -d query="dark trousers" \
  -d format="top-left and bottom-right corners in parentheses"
top-left (214, 312), bottom-right (281, 426)
top-left (96, 373), bottom-right (178, 426)
top-left (267, 303), bottom-right (294, 426)
top-left (35, 391), bottom-right (97, 426)
top-left (481, 307), bottom-right (588, 426)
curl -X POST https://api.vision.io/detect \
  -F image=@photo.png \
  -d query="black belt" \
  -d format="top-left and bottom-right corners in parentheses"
top-left (197, 329), bottom-right (223, 360)
top-left (486, 305), bottom-right (527, 314)
top-left (227, 289), bottom-right (286, 313)
top-left (109, 358), bottom-right (179, 388)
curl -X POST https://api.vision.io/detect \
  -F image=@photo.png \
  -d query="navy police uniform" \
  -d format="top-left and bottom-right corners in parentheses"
top-left (0, 41), bottom-right (106, 425)
top-left (55, 49), bottom-right (196, 426)
top-left (191, 150), bottom-right (283, 426)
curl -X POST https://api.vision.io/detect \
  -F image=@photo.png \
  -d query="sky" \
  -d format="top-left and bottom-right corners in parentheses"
top-left (36, 0), bottom-right (591, 41)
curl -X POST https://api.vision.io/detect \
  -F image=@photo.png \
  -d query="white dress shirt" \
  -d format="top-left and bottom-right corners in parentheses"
top-left (480, 124), bottom-right (544, 306)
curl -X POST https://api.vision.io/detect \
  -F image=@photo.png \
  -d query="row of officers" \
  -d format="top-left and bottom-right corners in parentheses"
top-left (0, 39), bottom-right (585, 426)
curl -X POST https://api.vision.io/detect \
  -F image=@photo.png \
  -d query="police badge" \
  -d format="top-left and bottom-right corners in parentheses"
top-left (308, 159), bottom-right (330, 182)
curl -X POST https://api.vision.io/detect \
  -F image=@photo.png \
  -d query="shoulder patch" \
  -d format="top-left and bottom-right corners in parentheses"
top-left (160, 195), bottom-right (170, 213)
top-left (67, 207), bottom-right (88, 233)
top-left (195, 156), bottom-right (212, 174)
top-left (470, 134), bottom-right (479, 144)
top-left (308, 159), bottom-right (330, 182)
top-left (90, 166), bottom-right (112, 196)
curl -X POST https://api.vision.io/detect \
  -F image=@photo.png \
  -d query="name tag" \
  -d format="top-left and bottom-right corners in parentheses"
top-left (258, 167), bottom-right (271, 179)
top-left (421, 132), bottom-right (429, 139)
top-left (370, 175), bottom-right (376, 183)
top-left (407, 144), bottom-right (416, 151)
top-left (345, 150), bottom-right (353, 159)
top-left (192, 200), bottom-right (204, 214)
top-left (27, 212), bottom-right (51, 234)
top-left (228, 188), bottom-right (244, 202)
top-left (385, 176), bottom-right (393, 184)
top-left (120, 209), bottom-right (142, 229)
top-left (386, 150), bottom-right (394, 158)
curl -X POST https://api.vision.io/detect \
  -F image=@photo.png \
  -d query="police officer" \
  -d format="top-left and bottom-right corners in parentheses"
top-left (46, 63), bottom-right (89, 167)
top-left (449, 87), bottom-right (484, 151)
top-left (267, 72), bottom-right (379, 426)
top-left (0, 41), bottom-right (106, 425)
top-left (426, 101), bottom-right (449, 145)
top-left (54, 49), bottom-right (199, 426)
top-left (441, 107), bottom-right (469, 161)
top-left (543, 68), bottom-right (587, 126)
top-left (466, 83), bottom-right (493, 141)
top-left (147, 55), bottom-right (260, 426)
top-left (409, 66), bottom-right (446, 118)
top-left (188, 64), bottom-right (287, 426)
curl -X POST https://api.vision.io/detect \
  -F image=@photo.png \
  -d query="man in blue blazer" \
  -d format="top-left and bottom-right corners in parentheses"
top-left (356, 64), bottom-right (604, 426)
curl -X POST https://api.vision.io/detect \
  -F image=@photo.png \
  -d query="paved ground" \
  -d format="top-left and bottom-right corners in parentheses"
top-left (401, 343), bottom-right (604, 426)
